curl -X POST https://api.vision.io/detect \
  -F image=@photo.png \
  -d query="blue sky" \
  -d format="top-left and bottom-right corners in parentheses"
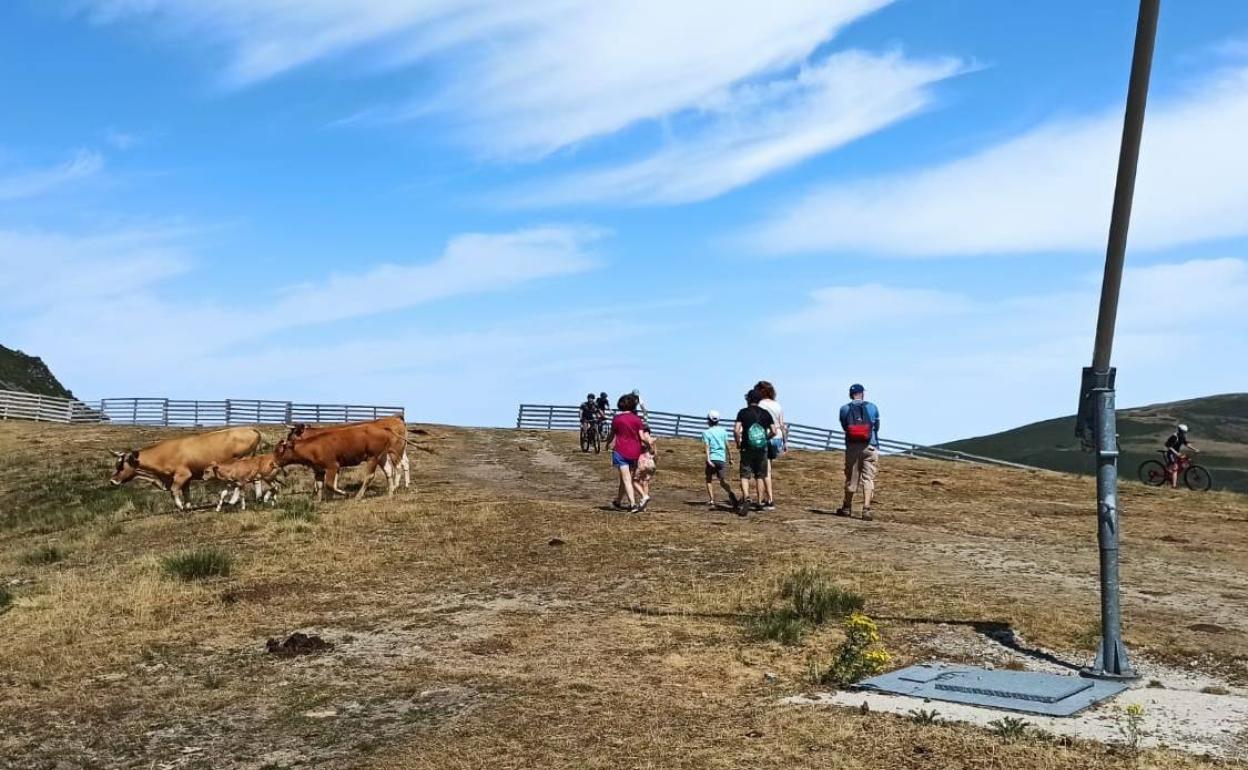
top-left (2, 1), bottom-right (1247, 443)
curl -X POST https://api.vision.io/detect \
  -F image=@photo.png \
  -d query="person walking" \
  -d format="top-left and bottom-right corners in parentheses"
top-left (702, 411), bottom-right (739, 510)
top-left (734, 389), bottom-right (776, 516)
top-left (755, 380), bottom-right (786, 511)
top-left (836, 383), bottom-right (880, 520)
top-left (606, 393), bottom-right (651, 512)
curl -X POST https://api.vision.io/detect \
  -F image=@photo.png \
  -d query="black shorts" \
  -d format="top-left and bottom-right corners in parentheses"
top-left (705, 460), bottom-right (727, 482)
top-left (740, 448), bottom-right (769, 480)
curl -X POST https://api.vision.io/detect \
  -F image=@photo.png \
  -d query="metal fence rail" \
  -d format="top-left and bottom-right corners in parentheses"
top-left (0, 389), bottom-right (403, 427)
top-left (515, 403), bottom-right (1038, 471)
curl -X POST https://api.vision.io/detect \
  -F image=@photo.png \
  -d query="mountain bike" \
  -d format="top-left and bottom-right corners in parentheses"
top-left (1138, 452), bottom-right (1211, 491)
top-left (580, 420), bottom-right (602, 454)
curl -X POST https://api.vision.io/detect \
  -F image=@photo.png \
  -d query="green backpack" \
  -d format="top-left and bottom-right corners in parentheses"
top-left (747, 418), bottom-right (769, 450)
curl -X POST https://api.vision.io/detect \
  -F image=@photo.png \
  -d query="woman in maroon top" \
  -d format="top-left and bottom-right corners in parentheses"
top-left (607, 393), bottom-right (652, 512)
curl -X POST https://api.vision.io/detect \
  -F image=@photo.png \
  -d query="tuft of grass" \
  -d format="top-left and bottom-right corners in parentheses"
top-left (988, 716), bottom-right (1030, 741)
top-left (745, 608), bottom-right (805, 645)
top-left (20, 544), bottom-right (66, 566)
top-left (161, 547), bottom-right (233, 581)
top-left (277, 497), bottom-right (319, 523)
top-left (780, 567), bottom-right (864, 624)
top-left (908, 708), bottom-right (942, 726)
top-left (0, 585), bottom-right (12, 610)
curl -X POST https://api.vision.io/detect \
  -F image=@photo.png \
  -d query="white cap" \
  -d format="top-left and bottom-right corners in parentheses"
top-left (1178, 424), bottom-right (1189, 432)
top-left (707, 410), bottom-right (720, 421)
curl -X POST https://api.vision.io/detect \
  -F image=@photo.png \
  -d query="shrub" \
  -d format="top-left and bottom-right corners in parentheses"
top-left (1117, 703), bottom-right (1146, 753)
top-left (812, 613), bottom-right (892, 686)
top-left (780, 568), bottom-right (865, 625)
top-left (746, 608), bottom-right (805, 645)
top-left (162, 547), bottom-right (232, 581)
top-left (20, 544), bottom-right (66, 566)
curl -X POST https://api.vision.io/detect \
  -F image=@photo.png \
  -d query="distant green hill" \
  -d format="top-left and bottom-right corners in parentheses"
top-left (941, 394), bottom-right (1248, 493)
top-left (0, 344), bottom-right (75, 399)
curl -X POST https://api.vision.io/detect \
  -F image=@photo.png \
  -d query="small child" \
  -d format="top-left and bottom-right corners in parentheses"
top-left (633, 435), bottom-right (656, 510)
top-left (702, 411), bottom-right (738, 510)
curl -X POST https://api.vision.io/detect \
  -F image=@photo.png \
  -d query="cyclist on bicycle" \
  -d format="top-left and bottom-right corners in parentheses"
top-left (580, 394), bottom-right (599, 435)
top-left (595, 392), bottom-right (611, 419)
top-left (1164, 423), bottom-right (1198, 488)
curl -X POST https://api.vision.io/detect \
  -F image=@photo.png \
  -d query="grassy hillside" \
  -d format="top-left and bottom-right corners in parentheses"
top-left (2, 421), bottom-right (1247, 767)
top-left (0, 344), bottom-right (74, 399)
top-left (942, 393), bottom-right (1248, 493)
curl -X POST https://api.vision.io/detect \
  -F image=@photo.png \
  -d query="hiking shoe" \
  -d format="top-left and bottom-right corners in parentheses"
top-left (752, 501), bottom-right (764, 512)
top-left (637, 495), bottom-right (651, 512)
top-left (861, 508), bottom-right (874, 521)
top-left (737, 498), bottom-right (752, 517)
top-left (833, 507), bottom-right (851, 517)
top-left (763, 501), bottom-right (776, 511)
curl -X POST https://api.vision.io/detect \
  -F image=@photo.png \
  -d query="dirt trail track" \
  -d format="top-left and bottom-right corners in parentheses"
top-left (1, 421), bottom-right (1246, 769)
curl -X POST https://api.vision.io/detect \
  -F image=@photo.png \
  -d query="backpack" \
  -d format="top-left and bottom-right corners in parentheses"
top-left (845, 402), bottom-right (873, 443)
top-left (746, 410), bottom-right (770, 450)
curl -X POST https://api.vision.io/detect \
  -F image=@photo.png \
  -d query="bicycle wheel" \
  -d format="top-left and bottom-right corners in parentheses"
top-left (1184, 464), bottom-right (1212, 492)
top-left (591, 427), bottom-right (602, 454)
top-left (1137, 459), bottom-right (1166, 486)
top-left (580, 427), bottom-right (592, 453)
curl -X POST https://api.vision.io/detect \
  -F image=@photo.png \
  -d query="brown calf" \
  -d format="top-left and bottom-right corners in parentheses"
top-left (204, 454), bottom-right (285, 511)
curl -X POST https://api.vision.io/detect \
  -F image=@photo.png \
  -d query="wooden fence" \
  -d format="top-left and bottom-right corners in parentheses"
top-left (0, 389), bottom-right (403, 427)
top-left (515, 403), bottom-right (1039, 471)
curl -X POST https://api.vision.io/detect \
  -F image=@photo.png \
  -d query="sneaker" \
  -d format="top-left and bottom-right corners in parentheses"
top-left (833, 507), bottom-right (851, 517)
top-left (752, 501), bottom-right (764, 512)
top-left (737, 498), bottom-right (752, 517)
top-left (637, 495), bottom-right (651, 512)
top-left (861, 508), bottom-right (874, 521)
top-left (763, 501), bottom-right (776, 511)
top-left (706, 500), bottom-right (717, 510)
top-left (611, 500), bottom-right (627, 511)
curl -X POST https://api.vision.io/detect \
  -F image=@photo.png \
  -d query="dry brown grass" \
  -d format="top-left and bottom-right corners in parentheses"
top-left (0, 420), bottom-right (1245, 768)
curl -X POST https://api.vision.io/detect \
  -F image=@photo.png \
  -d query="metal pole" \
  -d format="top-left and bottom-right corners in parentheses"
top-left (1083, 0), bottom-right (1159, 681)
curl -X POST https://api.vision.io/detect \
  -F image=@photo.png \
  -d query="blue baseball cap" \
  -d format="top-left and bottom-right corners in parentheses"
top-left (849, 383), bottom-right (865, 396)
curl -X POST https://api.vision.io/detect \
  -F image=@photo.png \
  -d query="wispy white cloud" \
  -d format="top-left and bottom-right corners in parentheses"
top-left (748, 66), bottom-right (1248, 257)
top-left (71, 1), bottom-right (902, 161)
top-left (512, 50), bottom-right (967, 206)
top-left (1, 224), bottom-right (602, 397)
top-left (0, 150), bottom-right (103, 201)
top-left (767, 258), bottom-right (1248, 442)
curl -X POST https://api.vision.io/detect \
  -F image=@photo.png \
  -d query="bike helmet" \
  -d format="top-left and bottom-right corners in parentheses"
top-left (587, 393), bottom-right (595, 400)
top-left (1178, 424), bottom-right (1189, 433)
top-left (600, 392), bottom-right (608, 398)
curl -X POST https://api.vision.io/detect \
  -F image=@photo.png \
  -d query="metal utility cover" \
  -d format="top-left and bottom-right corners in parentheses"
top-left (858, 664), bottom-right (1128, 717)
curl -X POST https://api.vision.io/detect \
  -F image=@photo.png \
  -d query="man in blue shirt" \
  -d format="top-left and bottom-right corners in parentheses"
top-left (836, 383), bottom-right (880, 520)
top-left (702, 411), bottom-right (739, 510)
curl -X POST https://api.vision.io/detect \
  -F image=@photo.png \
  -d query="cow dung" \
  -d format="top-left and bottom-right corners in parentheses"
top-left (266, 632), bottom-right (334, 657)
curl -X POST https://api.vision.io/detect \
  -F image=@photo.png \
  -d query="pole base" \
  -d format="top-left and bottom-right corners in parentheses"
top-left (1080, 638), bottom-right (1139, 681)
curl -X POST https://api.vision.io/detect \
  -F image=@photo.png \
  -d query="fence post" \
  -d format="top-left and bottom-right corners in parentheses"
top-left (284, 402), bottom-right (293, 424)
top-left (546, 406), bottom-right (554, 430)
top-left (131, 399), bottom-right (138, 425)
top-left (193, 400), bottom-right (200, 427)
top-left (162, 398), bottom-right (169, 427)
top-left (674, 414), bottom-right (682, 437)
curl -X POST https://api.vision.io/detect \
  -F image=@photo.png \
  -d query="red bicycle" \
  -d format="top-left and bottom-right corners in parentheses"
top-left (1138, 451), bottom-right (1211, 491)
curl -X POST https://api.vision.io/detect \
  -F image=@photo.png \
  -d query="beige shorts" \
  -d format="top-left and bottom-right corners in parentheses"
top-left (844, 444), bottom-right (879, 495)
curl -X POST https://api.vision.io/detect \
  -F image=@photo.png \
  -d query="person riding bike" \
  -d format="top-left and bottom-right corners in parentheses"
top-left (580, 394), bottom-right (600, 437)
top-left (595, 392), bottom-right (611, 418)
top-left (1164, 423), bottom-right (1199, 489)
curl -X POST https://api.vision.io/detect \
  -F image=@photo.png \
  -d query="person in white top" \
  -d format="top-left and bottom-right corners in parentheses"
top-left (754, 380), bottom-right (786, 511)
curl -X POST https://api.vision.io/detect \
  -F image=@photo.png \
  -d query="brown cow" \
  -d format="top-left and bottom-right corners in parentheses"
top-left (203, 454), bottom-right (285, 511)
top-left (285, 414), bottom-right (412, 489)
top-left (274, 422), bottom-right (402, 501)
top-left (111, 427), bottom-right (262, 510)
